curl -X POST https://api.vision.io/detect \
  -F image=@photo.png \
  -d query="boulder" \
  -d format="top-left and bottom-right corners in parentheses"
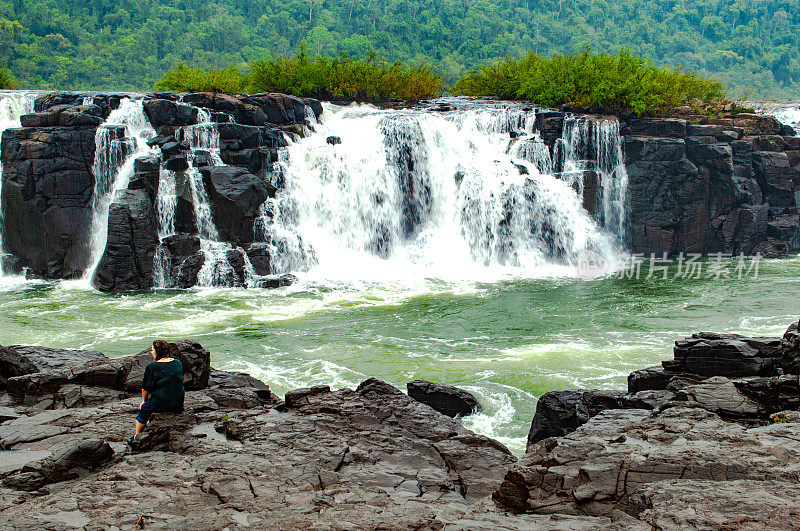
top-left (406, 380), bottom-right (481, 418)
top-left (92, 189), bottom-right (159, 292)
top-left (0, 346), bottom-right (106, 381)
top-left (142, 98), bottom-right (198, 128)
top-left (248, 93), bottom-right (310, 125)
top-left (199, 166), bottom-right (270, 245)
top-left (780, 319), bottom-right (800, 374)
top-left (672, 332), bottom-right (782, 377)
top-left (249, 273), bottom-right (296, 288)
top-left (525, 389), bottom-right (670, 450)
top-left (182, 93), bottom-right (268, 126)
top-left (206, 370), bottom-right (280, 409)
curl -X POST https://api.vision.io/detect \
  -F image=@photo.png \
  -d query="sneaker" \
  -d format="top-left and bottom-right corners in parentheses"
top-left (125, 436), bottom-right (137, 446)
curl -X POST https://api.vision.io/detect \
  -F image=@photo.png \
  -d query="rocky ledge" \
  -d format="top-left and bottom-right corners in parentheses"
top-left (1, 320), bottom-right (800, 529)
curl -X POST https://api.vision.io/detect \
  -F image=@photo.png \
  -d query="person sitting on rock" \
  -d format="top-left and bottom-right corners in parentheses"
top-left (127, 340), bottom-right (185, 445)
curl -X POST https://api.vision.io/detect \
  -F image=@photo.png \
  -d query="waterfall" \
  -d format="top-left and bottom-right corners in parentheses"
top-left (269, 104), bottom-right (624, 284)
top-left (0, 92), bottom-right (36, 277)
top-left (773, 105), bottom-right (800, 136)
top-left (556, 116), bottom-right (628, 242)
top-left (176, 111), bottom-right (239, 288)
top-left (83, 98), bottom-right (157, 283)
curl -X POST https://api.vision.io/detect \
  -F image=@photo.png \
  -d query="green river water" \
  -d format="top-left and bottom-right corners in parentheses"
top-left (0, 257), bottom-right (797, 454)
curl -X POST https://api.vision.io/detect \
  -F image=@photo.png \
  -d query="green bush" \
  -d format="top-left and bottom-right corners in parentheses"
top-left (247, 47), bottom-right (444, 102)
top-left (453, 47), bottom-right (727, 116)
top-left (154, 62), bottom-right (245, 94)
top-left (0, 67), bottom-right (20, 89)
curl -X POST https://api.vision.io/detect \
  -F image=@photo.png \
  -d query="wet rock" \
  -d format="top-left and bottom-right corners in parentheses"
top-left (92, 189), bottom-right (159, 292)
top-left (407, 380), bottom-right (481, 418)
top-left (303, 98), bottom-right (323, 121)
top-left (249, 273), bottom-right (296, 288)
top-left (326, 135), bottom-right (341, 145)
top-left (182, 93), bottom-right (268, 126)
top-left (1, 120), bottom-right (99, 278)
top-left (248, 93), bottom-right (310, 125)
top-left (752, 151), bottom-right (795, 207)
top-left (142, 98), bottom-right (198, 129)
top-left (199, 166), bottom-right (270, 245)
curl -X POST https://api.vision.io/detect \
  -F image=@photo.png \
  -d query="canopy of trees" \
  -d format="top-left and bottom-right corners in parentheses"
top-left (0, 0), bottom-right (798, 98)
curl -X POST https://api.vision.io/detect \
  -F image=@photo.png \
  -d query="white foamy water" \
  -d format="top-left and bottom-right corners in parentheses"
top-left (0, 92), bottom-right (36, 278)
top-left (262, 103), bottom-right (627, 292)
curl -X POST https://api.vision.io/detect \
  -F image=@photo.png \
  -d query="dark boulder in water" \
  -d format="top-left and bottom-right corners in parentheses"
top-left (199, 165), bottom-right (270, 246)
top-left (781, 319), bottom-right (800, 374)
top-left (93, 189), bottom-right (159, 292)
top-left (671, 332), bottom-right (783, 378)
top-left (407, 380), bottom-right (481, 418)
top-left (142, 98), bottom-right (198, 129)
top-left (326, 135), bottom-right (341, 145)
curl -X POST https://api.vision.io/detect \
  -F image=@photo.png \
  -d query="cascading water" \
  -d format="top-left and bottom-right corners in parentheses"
top-left (270, 103), bottom-right (625, 285)
top-left (773, 105), bottom-right (800, 136)
top-left (0, 92), bottom-right (36, 278)
top-left (175, 110), bottom-right (240, 288)
top-left (556, 116), bottom-right (628, 242)
top-left (83, 98), bottom-right (156, 283)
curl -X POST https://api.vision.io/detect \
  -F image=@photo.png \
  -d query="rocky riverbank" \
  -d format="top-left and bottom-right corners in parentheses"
top-left (1, 319), bottom-right (799, 528)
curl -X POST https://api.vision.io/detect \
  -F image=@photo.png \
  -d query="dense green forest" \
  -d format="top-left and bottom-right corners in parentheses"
top-left (0, 0), bottom-right (798, 98)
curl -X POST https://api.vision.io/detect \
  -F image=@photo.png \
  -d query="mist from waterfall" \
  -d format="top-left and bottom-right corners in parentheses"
top-left (264, 103), bottom-right (627, 287)
top-left (83, 98), bottom-right (156, 284)
top-left (0, 92), bottom-right (36, 279)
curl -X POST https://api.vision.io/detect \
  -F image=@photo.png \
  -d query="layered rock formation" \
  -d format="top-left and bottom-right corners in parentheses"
top-left (495, 319), bottom-right (800, 528)
top-left (0, 91), bottom-right (319, 288)
top-left (623, 115), bottom-right (800, 256)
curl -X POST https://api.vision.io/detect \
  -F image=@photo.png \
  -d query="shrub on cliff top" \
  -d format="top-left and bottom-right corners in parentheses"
top-left (453, 47), bottom-right (727, 116)
top-left (154, 62), bottom-right (245, 94)
top-left (247, 47), bottom-right (444, 102)
top-left (155, 48), bottom-right (444, 103)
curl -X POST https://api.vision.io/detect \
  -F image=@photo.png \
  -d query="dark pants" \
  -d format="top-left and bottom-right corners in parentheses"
top-left (136, 401), bottom-right (155, 424)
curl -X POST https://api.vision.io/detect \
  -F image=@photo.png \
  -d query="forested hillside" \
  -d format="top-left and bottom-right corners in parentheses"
top-left (0, 0), bottom-right (798, 98)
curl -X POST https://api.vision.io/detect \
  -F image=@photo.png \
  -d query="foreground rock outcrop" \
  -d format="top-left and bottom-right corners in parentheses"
top-left (496, 319), bottom-right (800, 528)
top-left (0, 341), bottom-right (624, 529)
